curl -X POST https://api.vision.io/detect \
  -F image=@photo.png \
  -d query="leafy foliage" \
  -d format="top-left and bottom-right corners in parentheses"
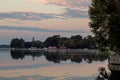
top-left (89, 0), bottom-right (120, 52)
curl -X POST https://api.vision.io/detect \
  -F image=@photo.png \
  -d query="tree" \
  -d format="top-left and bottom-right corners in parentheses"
top-left (10, 38), bottom-right (25, 48)
top-left (68, 39), bottom-right (76, 49)
top-left (19, 38), bottom-right (25, 48)
top-left (44, 35), bottom-right (60, 48)
top-left (83, 35), bottom-right (96, 49)
top-left (34, 40), bottom-right (44, 48)
top-left (10, 38), bottom-right (20, 48)
top-left (108, 1), bottom-right (120, 52)
top-left (59, 37), bottom-right (68, 47)
top-left (24, 42), bottom-right (32, 48)
top-left (89, 0), bottom-right (120, 52)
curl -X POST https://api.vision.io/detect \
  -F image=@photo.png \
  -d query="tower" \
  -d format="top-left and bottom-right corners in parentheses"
top-left (32, 37), bottom-right (35, 47)
top-left (32, 37), bottom-right (35, 42)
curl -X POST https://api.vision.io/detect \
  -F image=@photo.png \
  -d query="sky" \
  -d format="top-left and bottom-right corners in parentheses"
top-left (0, 0), bottom-right (92, 44)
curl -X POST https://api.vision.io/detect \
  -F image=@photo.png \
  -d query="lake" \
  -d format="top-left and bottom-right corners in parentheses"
top-left (0, 49), bottom-right (109, 80)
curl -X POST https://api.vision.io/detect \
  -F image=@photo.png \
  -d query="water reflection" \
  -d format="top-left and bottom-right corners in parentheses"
top-left (96, 67), bottom-right (120, 80)
top-left (10, 50), bottom-right (108, 63)
top-left (96, 53), bottom-right (120, 80)
top-left (10, 50), bottom-right (43, 61)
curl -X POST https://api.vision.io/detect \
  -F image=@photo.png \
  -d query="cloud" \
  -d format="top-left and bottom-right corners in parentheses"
top-left (28, 0), bottom-right (91, 10)
top-left (0, 26), bottom-right (90, 33)
top-left (0, 0), bottom-right (90, 21)
top-left (0, 12), bottom-right (55, 21)
top-left (0, 10), bottom-right (88, 21)
top-left (61, 8), bottom-right (88, 18)
top-left (24, 0), bottom-right (90, 19)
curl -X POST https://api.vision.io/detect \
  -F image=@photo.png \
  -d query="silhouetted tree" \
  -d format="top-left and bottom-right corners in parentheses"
top-left (10, 38), bottom-right (25, 48)
top-left (24, 42), bottom-right (32, 48)
top-left (44, 35), bottom-right (60, 48)
top-left (89, 0), bottom-right (120, 52)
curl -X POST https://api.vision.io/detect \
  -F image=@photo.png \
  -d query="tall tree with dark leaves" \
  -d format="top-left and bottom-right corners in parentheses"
top-left (89, 0), bottom-right (120, 53)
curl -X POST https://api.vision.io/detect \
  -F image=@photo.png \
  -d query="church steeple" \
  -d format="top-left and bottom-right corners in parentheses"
top-left (32, 37), bottom-right (35, 42)
top-left (32, 37), bottom-right (35, 47)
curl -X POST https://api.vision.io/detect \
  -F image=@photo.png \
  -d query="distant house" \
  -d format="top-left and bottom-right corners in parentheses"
top-left (48, 46), bottom-right (57, 52)
top-left (48, 46), bottom-right (57, 50)
top-left (60, 46), bottom-right (67, 53)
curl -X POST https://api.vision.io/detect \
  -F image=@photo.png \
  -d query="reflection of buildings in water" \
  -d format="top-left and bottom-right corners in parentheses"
top-left (10, 50), bottom-right (108, 63)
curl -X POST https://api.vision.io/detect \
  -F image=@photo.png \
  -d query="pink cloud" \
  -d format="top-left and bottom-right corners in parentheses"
top-left (27, 0), bottom-right (91, 9)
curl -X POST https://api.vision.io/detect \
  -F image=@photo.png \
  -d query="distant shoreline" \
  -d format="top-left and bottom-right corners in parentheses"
top-left (0, 48), bottom-right (99, 53)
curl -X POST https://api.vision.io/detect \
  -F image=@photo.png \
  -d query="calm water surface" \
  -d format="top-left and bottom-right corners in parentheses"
top-left (0, 49), bottom-right (109, 80)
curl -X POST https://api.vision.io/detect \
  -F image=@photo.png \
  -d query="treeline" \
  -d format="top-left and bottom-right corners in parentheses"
top-left (10, 38), bottom-right (44, 48)
top-left (0, 45), bottom-right (10, 48)
top-left (10, 35), bottom-right (96, 49)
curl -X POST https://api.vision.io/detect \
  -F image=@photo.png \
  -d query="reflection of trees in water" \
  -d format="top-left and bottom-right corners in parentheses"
top-left (11, 50), bottom-right (25, 60)
top-left (44, 52), bottom-right (108, 63)
top-left (44, 53), bottom-right (61, 63)
top-left (10, 50), bottom-right (108, 63)
top-left (10, 50), bottom-right (43, 61)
